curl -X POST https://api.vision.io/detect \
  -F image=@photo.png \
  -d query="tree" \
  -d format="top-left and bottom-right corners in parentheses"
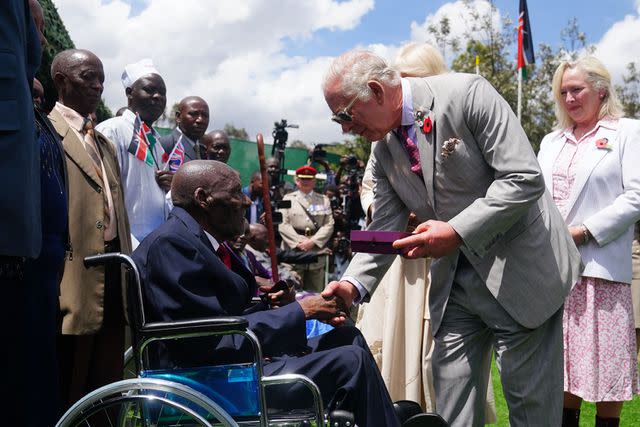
top-left (223, 123), bottom-right (249, 140)
top-left (448, 2), bottom-right (518, 114)
top-left (324, 136), bottom-right (371, 162)
top-left (520, 43), bottom-right (563, 152)
top-left (428, 16), bottom-right (460, 62)
top-left (289, 139), bottom-right (307, 148)
top-left (616, 62), bottom-right (640, 119)
top-left (37, 0), bottom-right (112, 121)
top-left (560, 18), bottom-right (590, 58)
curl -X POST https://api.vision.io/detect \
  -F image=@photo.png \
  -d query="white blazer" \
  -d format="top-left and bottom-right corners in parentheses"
top-left (538, 118), bottom-right (640, 284)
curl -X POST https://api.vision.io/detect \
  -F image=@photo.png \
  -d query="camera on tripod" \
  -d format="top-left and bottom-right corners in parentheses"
top-left (309, 144), bottom-right (327, 161)
top-left (267, 119), bottom-right (298, 223)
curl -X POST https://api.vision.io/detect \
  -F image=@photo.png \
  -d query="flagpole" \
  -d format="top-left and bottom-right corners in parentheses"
top-left (517, 69), bottom-right (522, 121)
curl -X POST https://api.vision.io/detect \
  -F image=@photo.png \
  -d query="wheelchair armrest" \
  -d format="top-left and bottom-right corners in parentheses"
top-left (140, 317), bottom-right (249, 338)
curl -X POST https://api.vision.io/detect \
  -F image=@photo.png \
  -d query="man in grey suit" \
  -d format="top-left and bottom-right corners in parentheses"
top-left (159, 96), bottom-right (210, 161)
top-left (321, 50), bottom-right (583, 426)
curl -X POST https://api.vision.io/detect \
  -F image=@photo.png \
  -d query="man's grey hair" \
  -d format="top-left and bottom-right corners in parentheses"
top-left (322, 50), bottom-right (400, 101)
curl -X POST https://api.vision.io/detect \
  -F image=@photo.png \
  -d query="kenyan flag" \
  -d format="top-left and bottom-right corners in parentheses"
top-left (128, 114), bottom-right (157, 167)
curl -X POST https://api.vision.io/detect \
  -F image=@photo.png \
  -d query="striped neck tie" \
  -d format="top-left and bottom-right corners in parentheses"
top-left (82, 118), bottom-right (103, 178)
top-left (397, 125), bottom-right (423, 178)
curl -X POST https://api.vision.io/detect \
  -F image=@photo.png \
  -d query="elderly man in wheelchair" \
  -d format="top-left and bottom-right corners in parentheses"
top-left (93, 159), bottom-right (402, 427)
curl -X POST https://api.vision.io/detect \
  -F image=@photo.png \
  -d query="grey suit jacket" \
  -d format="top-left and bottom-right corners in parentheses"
top-left (159, 128), bottom-right (201, 161)
top-left (344, 73), bottom-right (582, 332)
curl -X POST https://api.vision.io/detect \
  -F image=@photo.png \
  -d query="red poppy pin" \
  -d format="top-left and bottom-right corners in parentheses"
top-left (595, 138), bottom-right (612, 150)
top-left (422, 117), bottom-right (433, 134)
top-left (415, 110), bottom-right (432, 135)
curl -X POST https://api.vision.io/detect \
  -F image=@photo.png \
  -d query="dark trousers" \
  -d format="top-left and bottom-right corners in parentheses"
top-left (264, 326), bottom-right (401, 427)
top-left (1, 256), bottom-right (61, 427)
top-left (58, 239), bottom-right (126, 412)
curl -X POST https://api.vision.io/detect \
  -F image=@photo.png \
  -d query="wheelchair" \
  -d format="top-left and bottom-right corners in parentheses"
top-left (55, 252), bottom-right (338, 427)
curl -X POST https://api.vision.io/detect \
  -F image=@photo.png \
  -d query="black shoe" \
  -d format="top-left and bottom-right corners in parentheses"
top-left (393, 400), bottom-right (423, 424)
top-left (328, 409), bottom-right (355, 426)
top-left (402, 413), bottom-right (449, 427)
top-left (595, 415), bottom-right (620, 427)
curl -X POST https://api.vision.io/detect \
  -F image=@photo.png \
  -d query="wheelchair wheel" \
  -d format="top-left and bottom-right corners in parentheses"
top-left (123, 346), bottom-right (137, 379)
top-left (56, 378), bottom-right (239, 427)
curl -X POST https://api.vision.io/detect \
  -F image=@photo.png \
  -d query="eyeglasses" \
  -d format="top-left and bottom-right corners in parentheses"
top-left (330, 93), bottom-right (359, 124)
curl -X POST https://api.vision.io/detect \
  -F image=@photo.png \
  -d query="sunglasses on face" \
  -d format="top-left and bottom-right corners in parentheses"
top-left (330, 93), bottom-right (359, 124)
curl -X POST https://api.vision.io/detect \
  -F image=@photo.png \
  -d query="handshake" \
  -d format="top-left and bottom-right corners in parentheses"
top-left (259, 280), bottom-right (350, 325)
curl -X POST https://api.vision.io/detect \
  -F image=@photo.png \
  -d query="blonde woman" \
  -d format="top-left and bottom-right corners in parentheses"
top-left (538, 56), bottom-right (640, 427)
top-left (356, 42), bottom-right (496, 422)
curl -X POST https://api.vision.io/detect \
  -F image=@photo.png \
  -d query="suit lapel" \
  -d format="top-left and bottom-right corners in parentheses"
top-left (385, 133), bottom-right (430, 205)
top-left (565, 126), bottom-right (617, 215)
top-left (180, 133), bottom-right (198, 161)
top-left (409, 78), bottom-right (436, 207)
top-left (49, 109), bottom-right (103, 188)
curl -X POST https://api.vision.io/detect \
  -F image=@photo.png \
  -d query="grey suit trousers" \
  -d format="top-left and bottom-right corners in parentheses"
top-left (433, 256), bottom-right (563, 426)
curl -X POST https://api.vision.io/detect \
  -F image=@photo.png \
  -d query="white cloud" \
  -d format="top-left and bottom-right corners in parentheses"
top-left (51, 0), bottom-right (374, 144)
top-left (593, 6), bottom-right (640, 84)
top-left (409, 0), bottom-right (502, 62)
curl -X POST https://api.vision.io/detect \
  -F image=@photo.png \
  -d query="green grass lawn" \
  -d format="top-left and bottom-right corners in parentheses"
top-left (487, 358), bottom-right (640, 426)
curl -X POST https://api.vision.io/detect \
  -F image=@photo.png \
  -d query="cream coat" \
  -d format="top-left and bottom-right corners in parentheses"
top-left (278, 190), bottom-right (334, 270)
top-left (538, 118), bottom-right (640, 284)
top-left (49, 108), bottom-right (132, 335)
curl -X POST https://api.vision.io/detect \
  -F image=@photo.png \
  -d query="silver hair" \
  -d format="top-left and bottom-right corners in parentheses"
top-left (322, 50), bottom-right (400, 101)
top-left (552, 56), bottom-right (624, 130)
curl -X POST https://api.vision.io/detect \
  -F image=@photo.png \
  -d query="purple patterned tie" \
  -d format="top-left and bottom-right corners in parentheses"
top-left (398, 126), bottom-right (423, 178)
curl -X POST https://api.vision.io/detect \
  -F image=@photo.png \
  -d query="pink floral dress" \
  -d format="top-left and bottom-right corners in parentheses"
top-left (552, 123), bottom-right (639, 402)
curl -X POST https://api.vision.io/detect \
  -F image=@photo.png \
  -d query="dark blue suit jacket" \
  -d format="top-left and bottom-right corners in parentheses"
top-left (132, 207), bottom-right (401, 426)
top-left (133, 207), bottom-right (308, 367)
top-left (0, 0), bottom-right (42, 257)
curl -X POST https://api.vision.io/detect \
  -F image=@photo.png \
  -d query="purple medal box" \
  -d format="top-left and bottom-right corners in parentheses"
top-left (350, 230), bottom-right (412, 254)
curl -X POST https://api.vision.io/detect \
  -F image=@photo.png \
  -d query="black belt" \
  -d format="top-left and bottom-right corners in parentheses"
top-left (295, 228), bottom-right (315, 237)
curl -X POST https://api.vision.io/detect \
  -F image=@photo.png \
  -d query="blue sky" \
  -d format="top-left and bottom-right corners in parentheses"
top-left (54, 0), bottom-right (640, 144)
top-left (280, 0), bottom-right (637, 58)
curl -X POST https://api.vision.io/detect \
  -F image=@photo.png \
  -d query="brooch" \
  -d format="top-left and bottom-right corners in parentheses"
top-left (595, 138), bottom-right (612, 150)
top-left (415, 110), bottom-right (432, 135)
top-left (441, 138), bottom-right (461, 159)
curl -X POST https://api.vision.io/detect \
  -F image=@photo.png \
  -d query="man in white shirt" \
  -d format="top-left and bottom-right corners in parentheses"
top-left (96, 59), bottom-right (169, 246)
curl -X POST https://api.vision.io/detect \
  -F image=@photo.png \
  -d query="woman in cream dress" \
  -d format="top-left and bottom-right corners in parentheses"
top-left (356, 42), bottom-right (496, 421)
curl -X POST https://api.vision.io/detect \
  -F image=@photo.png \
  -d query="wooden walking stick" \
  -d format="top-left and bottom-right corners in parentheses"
top-left (256, 133), bottom-right (279, 282)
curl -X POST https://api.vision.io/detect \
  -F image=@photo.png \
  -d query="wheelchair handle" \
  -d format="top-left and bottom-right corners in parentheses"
top-left (84, 252), bottom-right (135, 269)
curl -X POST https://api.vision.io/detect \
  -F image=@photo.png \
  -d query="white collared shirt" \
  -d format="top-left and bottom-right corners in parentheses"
top-left (203, 230), bottom-right (220, 251)
top-left (96, 108), bottom-right (169, 243)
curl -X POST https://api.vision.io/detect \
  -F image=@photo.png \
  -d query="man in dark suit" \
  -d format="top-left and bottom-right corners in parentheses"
top-left (159, 96), bottom-right (209, 161)
top-left (1, 1), bottom-right (56, 424)
top-left (243, 171), bottom-right (264, 224)
top-left (0, 0), bottom-right (41, 260)
top-left (133, 160), bottom-right (400, 427)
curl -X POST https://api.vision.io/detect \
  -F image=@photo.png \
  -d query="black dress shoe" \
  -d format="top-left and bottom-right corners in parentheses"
top-left (328, 409), bottom-right (355, 426)
top-left (402, 413), bottom-right (449, 427)
top-left (393, 400), bottom-right (423, 424)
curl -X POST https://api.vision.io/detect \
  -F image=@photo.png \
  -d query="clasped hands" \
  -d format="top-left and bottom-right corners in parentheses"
top-left (259, 281), bottom-right (348, 324)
